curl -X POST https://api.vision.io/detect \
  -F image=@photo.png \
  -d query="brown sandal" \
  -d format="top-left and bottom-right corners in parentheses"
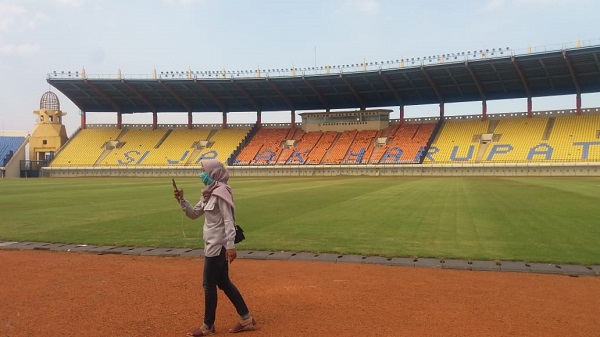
top-left (229, 316), bottom-right (258, 333)
top-left (187, 325), bottom-right (215, 336)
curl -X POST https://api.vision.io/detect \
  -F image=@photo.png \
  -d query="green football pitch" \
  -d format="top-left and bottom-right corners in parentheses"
top-left (1, 176), bottom-right (599, 265)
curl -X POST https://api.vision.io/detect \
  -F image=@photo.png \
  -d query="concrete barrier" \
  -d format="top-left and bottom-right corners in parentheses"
top-left (42, 162), bottom-right (600, 177)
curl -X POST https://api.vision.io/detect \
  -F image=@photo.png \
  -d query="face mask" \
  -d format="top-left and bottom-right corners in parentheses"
top-left (200, 171), bottom-right (214, 186)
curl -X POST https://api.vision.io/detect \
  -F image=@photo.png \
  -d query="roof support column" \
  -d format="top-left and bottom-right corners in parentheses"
top-left (562, 50), bottom-right (582, 115)
top-left (399, 105), bottom-right (404, 124)
top-left (117, 113), bottom-right (122, 129)
top-left (527, 97), bottom-right (532, 118)
top-left (421, 66), bottom-right (444, 119)
top-left (482, 101), bottom-right (487, 121)
top-left (80, 111), bottom-right (86, 130)
top-left (290, 110), bottom-right (296, 127)
top-left (222, 112), bottom-right (228, 129)
top-left (256, 110), bottom-right (262, 128)
top-left (187, 112), bottom-right (192, 129)
top-left (152, 112), bottom-right (157, 130)
top-left (465, 60), bottom-right (487, 121)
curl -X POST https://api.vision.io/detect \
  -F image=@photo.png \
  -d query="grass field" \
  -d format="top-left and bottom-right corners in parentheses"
top-left (1, 176), bottom-right (599, 265)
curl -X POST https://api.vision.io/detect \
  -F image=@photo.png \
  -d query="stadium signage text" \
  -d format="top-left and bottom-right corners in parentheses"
top-left (112, 141), bottom-right (600, 165)
top-left (426, 141), bottom-right (600, 162)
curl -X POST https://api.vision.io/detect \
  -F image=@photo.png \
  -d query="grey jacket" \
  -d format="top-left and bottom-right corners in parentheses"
top-left (180, 195), bottom-right (236, 257)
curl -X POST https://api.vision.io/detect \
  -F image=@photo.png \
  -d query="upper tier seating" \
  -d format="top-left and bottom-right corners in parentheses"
top-left (50, 112), bottom-right (600, 168)
top-left (382, 123), bottom-right (436, 163)
top-left (482, 117), bottom-right (549, 163)
top-left (343, 129), bottom-right (379, 164)
top-left (139, 128), bottom-right (212, 166)
top-left (305, 131), bottom-right (337, 164)
top-left (204, 128), bottom-right (252, 164)
top-left (0, 136), bottom-right (26, 166)
top-left (325, 130), bottom-right (357, 164)
top-left (282, 130), bottom-right (321, 165)
top-left (50, 129), bottom-right (121, 167)
top-left (100, 128), bottom-right (169, 166)
top-left (235, 127), bottom-right (290, 165)
top-left (425, 120), bottom-right (490, 164)
top-left (50, 127), bottom-right (250, 167)
top-left (546, 114), bottom-right (600, 162)
top-left (426, 114), bottom-right (600, 163)
top-left (234, 122), bottom-right (436, 165)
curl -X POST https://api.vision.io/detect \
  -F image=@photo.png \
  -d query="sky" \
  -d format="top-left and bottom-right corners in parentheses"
top-left (1, 0), bottom-right (600, 137)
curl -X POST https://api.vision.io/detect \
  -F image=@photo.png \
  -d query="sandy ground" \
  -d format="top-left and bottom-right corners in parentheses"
top-left (1, 249), bottom-right (599, 337)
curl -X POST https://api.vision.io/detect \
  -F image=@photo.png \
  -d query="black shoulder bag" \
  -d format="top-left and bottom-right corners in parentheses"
top-left (234, 224), bottom-right (245, 244)
top-left (233, 210), bottom-right (245, 244)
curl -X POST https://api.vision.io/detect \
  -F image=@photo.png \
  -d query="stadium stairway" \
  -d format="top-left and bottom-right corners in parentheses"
top-left (1, 241), bottom-right (597, 277)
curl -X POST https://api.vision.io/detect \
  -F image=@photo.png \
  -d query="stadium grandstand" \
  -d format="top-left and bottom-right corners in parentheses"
top-left (6, 42), bottom-right (600, 178)
top-left (0, 131), bottom-right (29, 178)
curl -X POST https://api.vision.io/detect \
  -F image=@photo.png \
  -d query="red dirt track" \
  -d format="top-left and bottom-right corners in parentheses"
top-left (1, 250), bottom-right (599, 337)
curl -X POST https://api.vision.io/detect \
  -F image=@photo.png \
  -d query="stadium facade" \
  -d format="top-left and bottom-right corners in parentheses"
top-left (2, 42), bottom-right (600, 177)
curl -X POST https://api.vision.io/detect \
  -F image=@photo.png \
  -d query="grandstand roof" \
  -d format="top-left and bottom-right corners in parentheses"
top-left (47, 45), bottom-right (600, 115)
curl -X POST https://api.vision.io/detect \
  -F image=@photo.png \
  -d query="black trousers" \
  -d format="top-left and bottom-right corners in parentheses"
top-left (203, 247), bottom-right (249, 326)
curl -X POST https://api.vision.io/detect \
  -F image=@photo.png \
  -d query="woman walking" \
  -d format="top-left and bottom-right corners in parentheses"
top-left (174, 159), bottom-right (257, 336)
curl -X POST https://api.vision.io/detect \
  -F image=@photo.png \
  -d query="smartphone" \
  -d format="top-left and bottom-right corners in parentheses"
top-left (172, 178), bottom-right (178, 190)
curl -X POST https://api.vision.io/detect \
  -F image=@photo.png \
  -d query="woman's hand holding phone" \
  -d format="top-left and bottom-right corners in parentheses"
top-left (172, 179), bottom-right (184, 201)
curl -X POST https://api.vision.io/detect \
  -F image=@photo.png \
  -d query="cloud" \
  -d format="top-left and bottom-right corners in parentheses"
top-left (513, 0), bottom-right (583, 3)
top-left (0, 3), bottom-right (47, 34)
top-left (335, 0), bottom-right (380, 15)
top-left (24, 11), bottom-right (49, 31)
top-left (161, 0), bottom-right (198, 6)
top-left (0, 3), bottom-right (47, 58)
top-left (48, 0), bottom-right (84, 6)
top-left (354, 0), bottom-right (380, 14)
top-left (331, 0), bottom-right (380, 19)
top-left (89, 48), bottom-right (106, 65)
top-left (0, 4), bottom-right (27, 33)
top-left (0, 43), bottom-right (40, 56)
top-left (482, 0), bottom-right (505, 11)
top-left (483, 0), bottom-right (585, 10)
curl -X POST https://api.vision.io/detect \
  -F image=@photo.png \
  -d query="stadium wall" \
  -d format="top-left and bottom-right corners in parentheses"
top-left (41, 162), bottom-right (600, 178)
